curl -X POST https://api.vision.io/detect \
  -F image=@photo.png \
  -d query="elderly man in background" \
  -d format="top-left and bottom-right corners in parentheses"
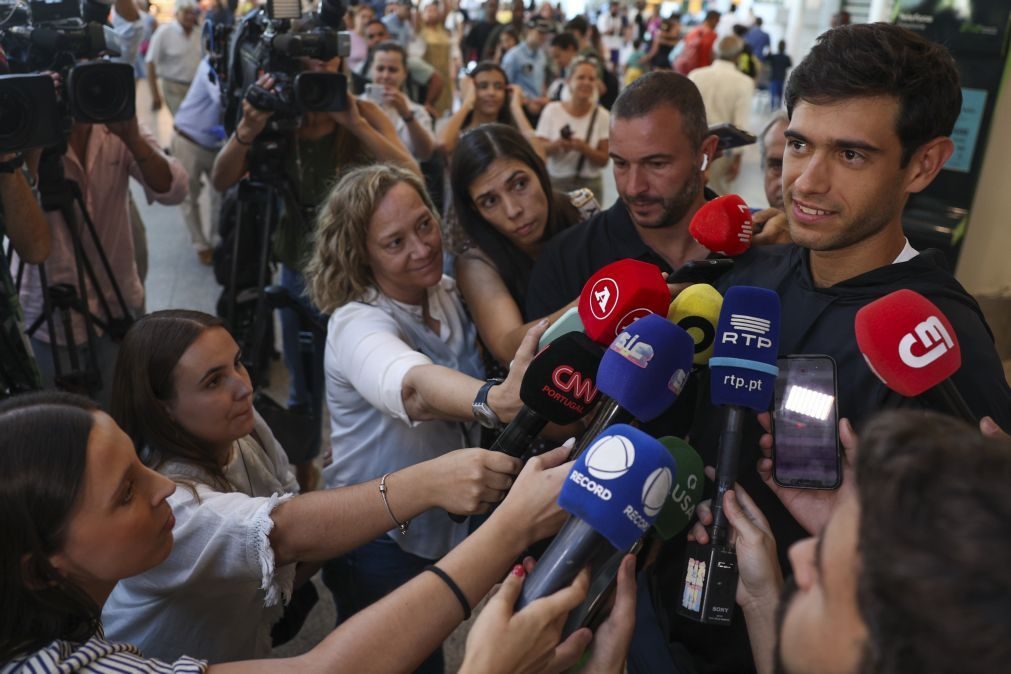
top-left (146, 0), bottom-right (203, 115)
top-left (689, 35), bottom-right (755, 194)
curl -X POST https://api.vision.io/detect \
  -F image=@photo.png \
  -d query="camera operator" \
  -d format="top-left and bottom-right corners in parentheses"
top-left (211, 33), bottom-right (418, 488)
top-left (689, 410), bottom-right (1011, 674)
top-left (16, 109), bottom-right (187, 407)
top-left (0, 141), bottom-right (49, 397)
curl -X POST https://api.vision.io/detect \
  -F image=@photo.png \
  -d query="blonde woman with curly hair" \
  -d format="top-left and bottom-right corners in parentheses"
top-left (305, 163), bottom-right (545, 674)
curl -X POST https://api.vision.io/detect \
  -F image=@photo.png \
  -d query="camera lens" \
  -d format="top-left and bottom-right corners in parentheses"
top-left (72, 64), bottom-right (131, 121)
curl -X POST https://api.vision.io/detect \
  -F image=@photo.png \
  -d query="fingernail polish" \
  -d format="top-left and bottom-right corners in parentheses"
top-left (512, 564), bottom-right (525, 577)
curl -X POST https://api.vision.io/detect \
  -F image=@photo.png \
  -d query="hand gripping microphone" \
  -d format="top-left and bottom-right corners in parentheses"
top-left (538, 306), bottom-right (586, 350)
top-left (667, 284), bottom-right (724, 366)
top-left (560, 435), bottom-right (707, 637)
top-left (688, 195), bottom-right (754, 257)
top-left (854, 289), bottom-right (975, 424)
top-left (516, 424), bottom-right (676, 611)
top-left (678, 286), bottom-right (780, 626)
top-left (577, 258), bottom-right (671, 346)
top-left (490, 331), bottom-right (604, 458)
top-left (568, 314), bottom-right (695, 459)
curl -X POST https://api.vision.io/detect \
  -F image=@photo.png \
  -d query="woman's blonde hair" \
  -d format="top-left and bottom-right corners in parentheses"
top-left (306, 163), bottom-right (439, 313)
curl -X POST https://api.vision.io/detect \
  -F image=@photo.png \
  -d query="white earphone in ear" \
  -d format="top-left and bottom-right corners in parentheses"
top-left (700, 155), bottom-right (709, 171)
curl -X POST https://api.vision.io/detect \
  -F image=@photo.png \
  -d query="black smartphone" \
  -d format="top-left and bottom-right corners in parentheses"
top-left (709, 123), bottom-right (757, 151)
top-left (560, 124), bottom-right (574, 140)
top-left (773, 355), bottom-right (842, 490)
top-left (667, 258), bottom-right (734, 284)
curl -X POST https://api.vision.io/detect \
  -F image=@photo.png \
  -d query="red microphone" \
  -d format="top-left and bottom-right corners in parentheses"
top-left (854, 289), bottom-right (975, 423)
top-left (689, 195), bottom-right (754, 256)
top-left (577, 259), bottom-right (670, 346)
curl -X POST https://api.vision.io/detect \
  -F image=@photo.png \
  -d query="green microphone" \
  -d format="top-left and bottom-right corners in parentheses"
top-left (653, 436), bottom-right (706, 540)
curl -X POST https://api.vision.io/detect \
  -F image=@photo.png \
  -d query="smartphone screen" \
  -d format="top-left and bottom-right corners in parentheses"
top-left (773, 355), bottom-right (841, 489)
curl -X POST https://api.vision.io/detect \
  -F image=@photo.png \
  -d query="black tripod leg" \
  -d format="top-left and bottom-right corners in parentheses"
top-left (227, 195), bottom-right (244, 331)
top-left (71, 183), bottom-right (134, 325)
top-left (244, 188), bottom-right (278, 388)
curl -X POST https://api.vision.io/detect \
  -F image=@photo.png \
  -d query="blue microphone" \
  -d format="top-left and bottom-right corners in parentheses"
top-left (516, 424), bottom-right (676, 610)
top-left (708, 285), bottom-right (780, 544)
top-left (570, 314), bottom-right (695, 459)
top-left (678, 286), bottom-right (780, 626)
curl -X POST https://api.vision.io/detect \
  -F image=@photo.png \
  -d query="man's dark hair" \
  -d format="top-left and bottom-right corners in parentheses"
top-left (785, 23), bottom-right (961, 167)
top-left (550, 32), bottom-right (578, 50)
top-left (704, 10), bottom-right (720, 23)
top-left (610, 71), bottom-right (708, 151)
top-left (564, 15), bottom-right (589, 36)
top-left (366, 18), bottom-right (386, 31)
top-left (855, 410), bottom-right (1011, 674)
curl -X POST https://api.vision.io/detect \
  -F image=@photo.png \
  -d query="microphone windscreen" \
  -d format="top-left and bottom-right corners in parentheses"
top-left (558, 424), bottom-right (676, 551)
top-left (538, 307), bottom-right (585, 350)
top-left (667, 284), bottom-right (724, 365)
top-left (854, 289), bottom-right (961, 397)
top-left (653, 437), bottom-right (705, 540)
top-left (520, 332), bottom-right (604, 423)
top-left (577, 258), bottom-right (670, 346)
top-left (689, 195), bottom-right (754, 256)
top-left (596, 313), bottom-right (695, 422)
top-left (709, 286), bottom-right (780, 410)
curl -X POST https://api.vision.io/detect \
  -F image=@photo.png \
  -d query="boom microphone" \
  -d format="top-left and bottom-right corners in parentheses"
top-left (516, 425), bottom-right (675, 611)
top-left (569, 314), bottom-right (695, 459)
top-left (667, 284), bottom-right (724, 366)
top-left (854, 289), bottom-right (975, 424)
top-left (678, 286), bottom-right (780, 626)
top-left (688, 195), bottom-right (754, 257)
top-left (577, 259), bottom-right (670, 346)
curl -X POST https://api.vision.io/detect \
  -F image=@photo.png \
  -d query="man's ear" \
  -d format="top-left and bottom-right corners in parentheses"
top-left (700, 134), bottom-right (720, 170)
top-left (905, 136), bottom-right (954, 194)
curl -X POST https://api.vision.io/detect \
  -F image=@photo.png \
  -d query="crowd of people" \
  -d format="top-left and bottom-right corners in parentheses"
top-left (1, 0), bottom-right (1010, 672)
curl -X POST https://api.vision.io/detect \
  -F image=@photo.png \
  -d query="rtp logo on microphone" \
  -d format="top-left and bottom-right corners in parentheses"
top-left (584, 434), bottom-right (636, 480)
top-left (721, 313), bottom-right (774, 349)
top-left (899, 316), bottom-right (954, 369)
top-left (590, 277), bottom-right (619, 320)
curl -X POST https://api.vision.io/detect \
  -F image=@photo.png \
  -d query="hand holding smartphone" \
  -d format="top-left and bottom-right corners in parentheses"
top-left (772, 355), bottom-right (842, 490)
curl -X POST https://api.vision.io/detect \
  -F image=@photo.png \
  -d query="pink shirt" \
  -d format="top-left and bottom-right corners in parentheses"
top-left (16, 122), bottom-right (188, 345)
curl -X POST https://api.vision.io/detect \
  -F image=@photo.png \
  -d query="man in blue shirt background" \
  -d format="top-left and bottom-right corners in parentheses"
top-left (501, 17), bottom-right (552, 122)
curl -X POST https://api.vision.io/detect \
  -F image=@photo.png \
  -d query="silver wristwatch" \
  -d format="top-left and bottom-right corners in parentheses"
top-left (472, 378), bottom-right (504, 429)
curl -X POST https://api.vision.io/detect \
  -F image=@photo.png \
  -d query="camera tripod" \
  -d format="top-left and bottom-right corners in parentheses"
top-left (19, 148), bottom-right (134, 398)
top-left (220, 129), bottom-right (327, 465)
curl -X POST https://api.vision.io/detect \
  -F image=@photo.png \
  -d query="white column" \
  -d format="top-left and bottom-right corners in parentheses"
top-left (867, 0), bottom-right (894, 23)
top-left (784, 0), bottom-right (806, 64)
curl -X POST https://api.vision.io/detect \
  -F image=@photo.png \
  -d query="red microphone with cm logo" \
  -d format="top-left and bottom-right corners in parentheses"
top-left (855, 289), bottom-right (975, 423)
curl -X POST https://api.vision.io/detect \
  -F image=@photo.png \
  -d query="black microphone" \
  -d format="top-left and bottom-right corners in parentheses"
top-left (491, 332), bottom-right (604, 458)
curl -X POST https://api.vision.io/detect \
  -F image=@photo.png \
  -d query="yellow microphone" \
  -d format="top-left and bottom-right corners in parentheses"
top-left (667, 284), bottom-right (724, 366)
